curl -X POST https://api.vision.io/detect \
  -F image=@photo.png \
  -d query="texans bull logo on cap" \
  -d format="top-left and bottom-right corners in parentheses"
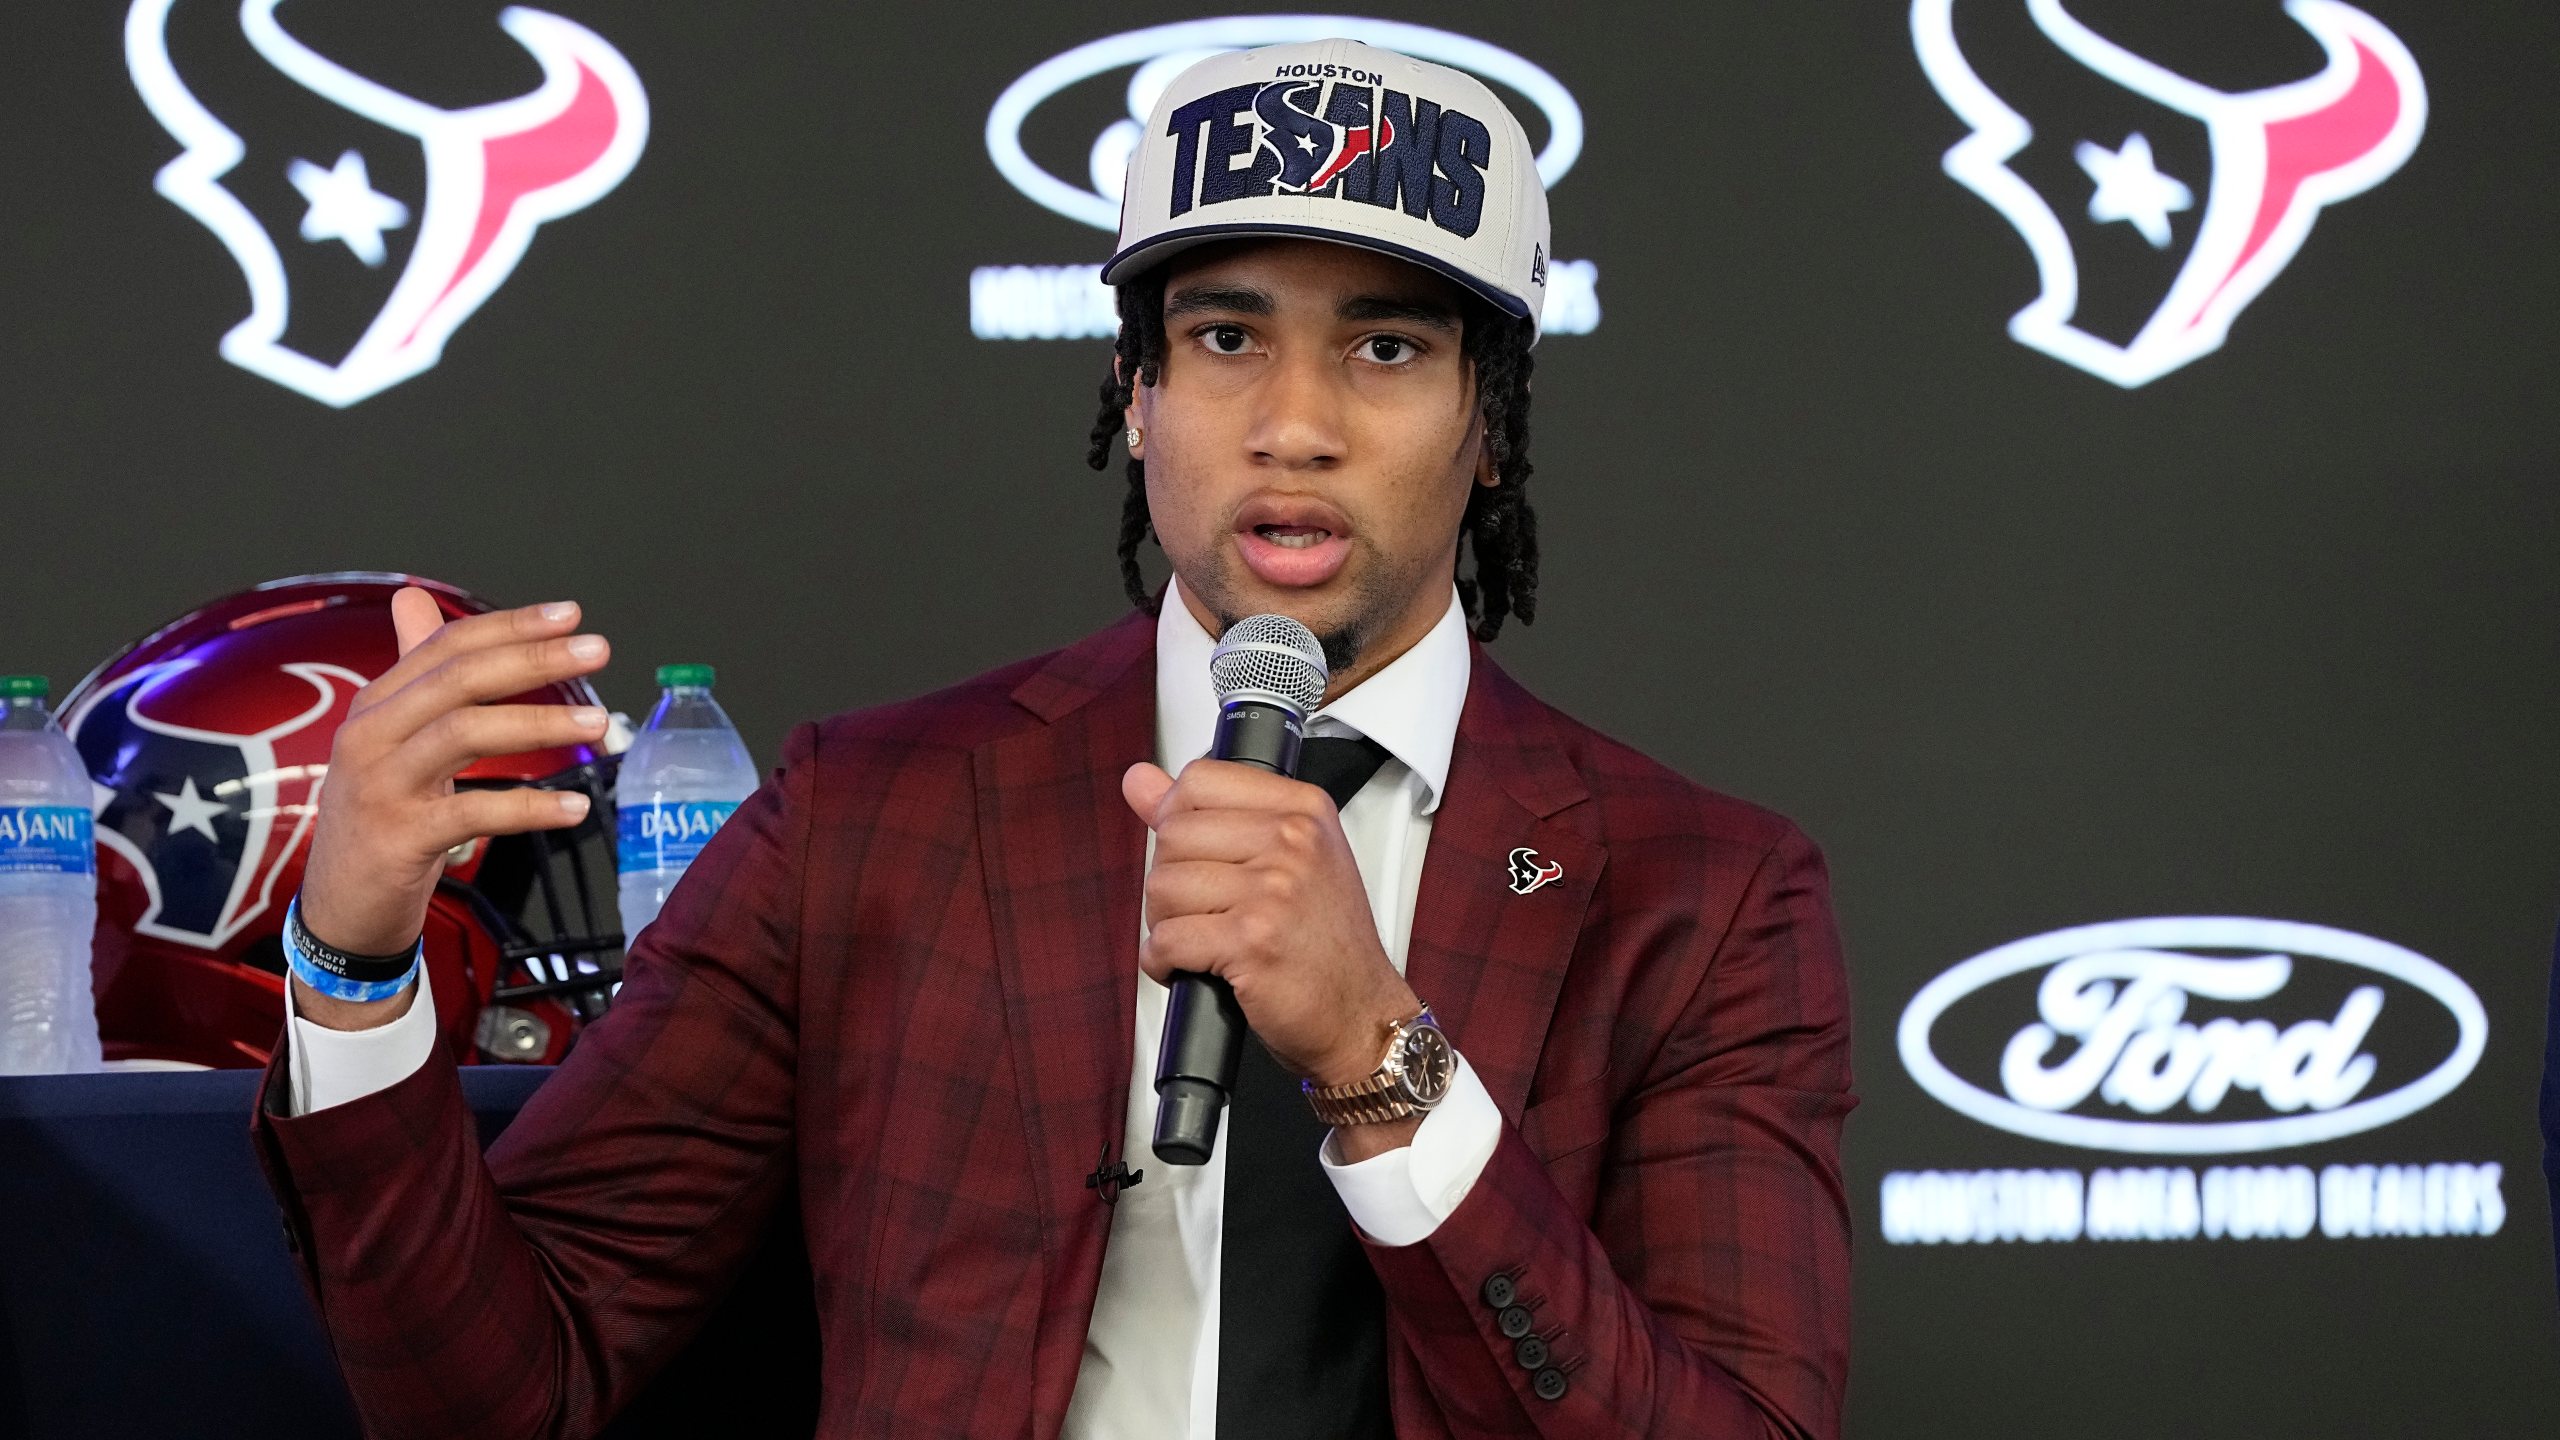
top-left (1106, 39), bottom-right (1554, 339)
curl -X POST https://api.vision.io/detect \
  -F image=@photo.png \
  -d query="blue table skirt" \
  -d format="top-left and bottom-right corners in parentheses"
top-left (0, 1067), bottom-right (816, 1439)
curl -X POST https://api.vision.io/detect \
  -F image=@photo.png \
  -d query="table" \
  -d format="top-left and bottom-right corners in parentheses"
top-left (0, 1066), bottom-right (818, 1438)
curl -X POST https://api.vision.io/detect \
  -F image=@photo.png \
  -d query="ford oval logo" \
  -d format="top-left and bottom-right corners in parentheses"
top-left (985, 15), bottom-right (1585, 231)
top-left (1898, 917), bottom-right (2487, 1155)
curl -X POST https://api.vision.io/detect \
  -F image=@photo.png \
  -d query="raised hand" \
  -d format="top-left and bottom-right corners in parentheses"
top-left (292, 587), bottom-right (610, 1030)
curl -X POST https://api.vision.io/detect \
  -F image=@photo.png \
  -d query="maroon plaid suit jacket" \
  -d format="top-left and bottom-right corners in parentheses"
top-left (252, 609), bottom-right (1855, 1439)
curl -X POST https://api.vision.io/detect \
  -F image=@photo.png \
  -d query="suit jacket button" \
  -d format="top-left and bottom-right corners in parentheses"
top-left (1533, 1368), bottom-right (1568, 1401)
top-left (1497, 1305), bottom-right (1533, 1339)
top-left (1514, 1335), bottom-right (1550, 1369)
top-left (1481, 1273), bottom-right (1516, 1309)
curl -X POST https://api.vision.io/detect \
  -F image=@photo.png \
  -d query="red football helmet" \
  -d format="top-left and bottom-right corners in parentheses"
top-left (61, 573), bottom-right (625, 1070)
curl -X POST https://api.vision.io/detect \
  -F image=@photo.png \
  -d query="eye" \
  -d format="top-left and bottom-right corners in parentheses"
top-left (1359, 335), bottom-right (1418, 365)
top-left (1200, 324), bottom-right (1252, 356)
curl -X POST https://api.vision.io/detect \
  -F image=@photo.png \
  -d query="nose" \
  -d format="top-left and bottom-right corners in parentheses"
top-left (1242, 346), bottom-right (1347, 472)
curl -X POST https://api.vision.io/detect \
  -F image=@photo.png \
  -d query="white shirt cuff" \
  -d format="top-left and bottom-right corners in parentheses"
top-left (1318, 1054), bottom-right (1501, 1247)
top-left (283, 972), bottom-right (439, 1116)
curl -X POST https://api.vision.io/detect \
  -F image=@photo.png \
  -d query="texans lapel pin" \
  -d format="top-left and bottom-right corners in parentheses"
top-left (1507, 846), bottom-right (1563, 895)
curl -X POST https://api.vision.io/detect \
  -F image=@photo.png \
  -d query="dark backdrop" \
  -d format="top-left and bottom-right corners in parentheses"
top-left (3, 2), bottom-right (2554, 1434)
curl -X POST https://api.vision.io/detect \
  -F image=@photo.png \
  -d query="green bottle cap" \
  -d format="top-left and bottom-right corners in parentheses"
top-left (657, 663), bottom-right (715, 689)
top-left (0, 675), bottom-right (48, 698)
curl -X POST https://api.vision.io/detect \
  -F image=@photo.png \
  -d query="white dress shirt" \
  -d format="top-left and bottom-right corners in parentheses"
top-left (284, 579), bottom-right (1503, 1440)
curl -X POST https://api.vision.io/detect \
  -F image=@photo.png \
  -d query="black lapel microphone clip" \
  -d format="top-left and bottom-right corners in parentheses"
top-left (1085, 1140), bottom-right (1143, 1204)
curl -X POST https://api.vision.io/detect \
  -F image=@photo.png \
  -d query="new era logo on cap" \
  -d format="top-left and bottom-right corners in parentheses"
top-left (1103, 39), bottom-right (1553, 341)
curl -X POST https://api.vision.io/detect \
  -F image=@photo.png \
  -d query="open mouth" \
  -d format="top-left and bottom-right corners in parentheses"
top-left (1233, 496), bottom-right (1353, 588)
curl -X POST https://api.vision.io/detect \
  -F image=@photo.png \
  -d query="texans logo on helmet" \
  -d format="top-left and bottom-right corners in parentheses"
top-left (63, 660), bottom-right (361, 950)
top-left (1166, 74), bottom-right (1493, 238)
top-left (1913, 0), bottom-right (2425, 387)
top-left (1507, 846), bottom-right (1563, 896)
top-left (125, 0), bottom-right (649, 407)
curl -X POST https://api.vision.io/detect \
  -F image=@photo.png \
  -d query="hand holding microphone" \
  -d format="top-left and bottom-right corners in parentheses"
top-left (1121, 614), bottom-right (1422, 1165)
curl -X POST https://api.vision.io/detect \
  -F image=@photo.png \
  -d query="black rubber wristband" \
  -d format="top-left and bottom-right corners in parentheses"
top-left (287, 901), bottom-right (423, 986)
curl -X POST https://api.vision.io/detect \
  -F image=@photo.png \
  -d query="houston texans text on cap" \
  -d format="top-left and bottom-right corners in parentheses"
top-left (1101, 38), bottom-right (1554, 342)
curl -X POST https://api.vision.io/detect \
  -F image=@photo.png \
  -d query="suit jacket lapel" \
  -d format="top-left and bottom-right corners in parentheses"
top-left (1405, 650), bottom-right (1602, 1119)
top-left (973, 611), bottom-right (1154, 1434)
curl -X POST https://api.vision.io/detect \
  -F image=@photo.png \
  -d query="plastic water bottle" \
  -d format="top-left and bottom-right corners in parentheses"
top-left (616, 665), bottom-right (756, 945)
top-left (0, 676), bottom-right (101, 1075)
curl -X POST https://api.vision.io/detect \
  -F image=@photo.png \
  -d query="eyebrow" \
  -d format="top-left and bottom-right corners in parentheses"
top-left (1336, 293), bottom-right (1461, 334)
top-left (1163, 284), bottom-right (1273, 319)
top-left (1160, 282), bottom-right (1463, 336)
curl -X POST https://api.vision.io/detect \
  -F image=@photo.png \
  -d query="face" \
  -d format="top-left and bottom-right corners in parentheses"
top-left (1126, 238), bottom-right (1493, 691)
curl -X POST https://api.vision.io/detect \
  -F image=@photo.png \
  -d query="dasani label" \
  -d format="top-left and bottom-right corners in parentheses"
top-left (617, 801), bottom-right (738, 874)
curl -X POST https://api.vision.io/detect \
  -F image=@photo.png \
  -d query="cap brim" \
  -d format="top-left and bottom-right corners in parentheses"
top-left (1101, 224), bottom-right (1533, 323)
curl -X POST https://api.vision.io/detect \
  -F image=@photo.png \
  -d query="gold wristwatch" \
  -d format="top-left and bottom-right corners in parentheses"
top-left (1302, 1006), bottom-right (1456, 1127)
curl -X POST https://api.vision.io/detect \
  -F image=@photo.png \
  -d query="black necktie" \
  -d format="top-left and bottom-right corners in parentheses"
top-left (1217, 733), bottom-right (1396, 1440)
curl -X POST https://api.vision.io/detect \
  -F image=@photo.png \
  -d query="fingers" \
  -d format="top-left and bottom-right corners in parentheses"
top-left (381, 703), bottom-right (611, 792)
top-left (1139, 914), bottom-right (1231, 987)
top-left (360, 598), bottom-right (587, 713)
top-left (428, 786), bottom-right (595, 851)
top-left (356, 631), bottom-right (611, 751)
top-left (1144, 858), bottom-right (1234, 925)
top-left (1142, 907), bottom-right (1289, 987)
top-left (1122, 761), bottom-right (1174, 828)
top-left (1144, 855), bottom-right (1304, 927)
top-left (389, 586), bottom-right (447, 659)
top-left (1145, 757), bottom-right (1333, 825)
top-left (1148, 808), bottom-right (1305, 866)
top-left (298, 594), bottom-right (604, 962)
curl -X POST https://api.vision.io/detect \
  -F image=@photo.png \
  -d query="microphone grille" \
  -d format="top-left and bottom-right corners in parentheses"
top-left (1209, 613), bottom-right (1327, 715)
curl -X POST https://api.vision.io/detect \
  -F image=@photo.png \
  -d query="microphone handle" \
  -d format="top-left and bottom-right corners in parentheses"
top-left (1151, 699), bottom-right (1305, 1165)
top-left (1153, 973), bottom-right (1244, 1166)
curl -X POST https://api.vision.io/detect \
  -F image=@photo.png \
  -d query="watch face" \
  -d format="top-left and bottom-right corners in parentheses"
top-left (1395, 1022), bottom-right (1456, 1106)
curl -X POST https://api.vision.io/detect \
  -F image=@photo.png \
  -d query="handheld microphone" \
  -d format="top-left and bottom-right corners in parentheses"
top-left (1151, 613), bottom-right (1329, 1166)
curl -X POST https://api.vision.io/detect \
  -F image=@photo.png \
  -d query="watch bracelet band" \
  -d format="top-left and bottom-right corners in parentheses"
top-left (1304, 1072), bottom-right (1420, 1127)
top-left (285, 897), bottom-right (423, 985)
top-left (1302, 1005), bottom-right (1437, 1127)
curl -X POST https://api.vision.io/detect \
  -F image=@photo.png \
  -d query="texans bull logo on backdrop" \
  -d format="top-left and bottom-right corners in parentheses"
top-left (1166, 73), bottom-right (1494, 238)
top-left (1912, 0), bottom-right (2425, 387)
top-left (125, 0), bottom-right (649, 407)
top-left (63, 661), bottom-right (361, 950)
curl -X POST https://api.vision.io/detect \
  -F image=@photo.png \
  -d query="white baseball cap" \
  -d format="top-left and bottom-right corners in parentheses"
top-left (1101, 38), bottom-right (1553, 342)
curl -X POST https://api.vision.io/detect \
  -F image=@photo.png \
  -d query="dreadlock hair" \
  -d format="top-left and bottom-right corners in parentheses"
top-left (1082, 263), bottom-right (1541, 642)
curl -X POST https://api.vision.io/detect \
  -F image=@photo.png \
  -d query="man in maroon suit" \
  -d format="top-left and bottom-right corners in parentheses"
top-left (259, 39), bottom-right (1853, 1440)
